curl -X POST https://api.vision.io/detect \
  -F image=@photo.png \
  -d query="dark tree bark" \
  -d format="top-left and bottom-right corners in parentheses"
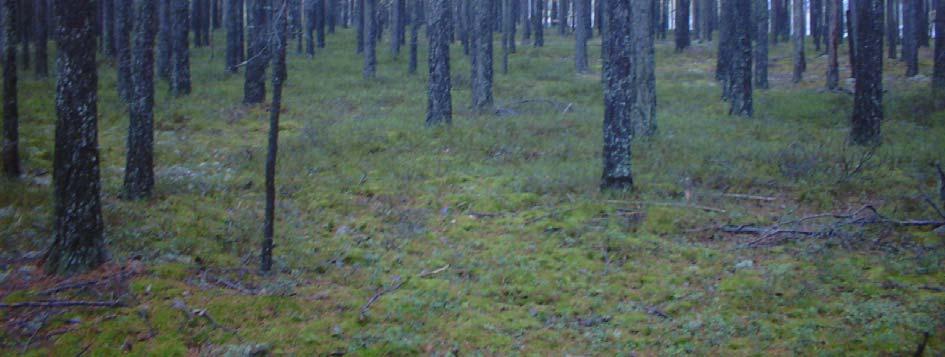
top-left (3, 0), bottom-right (19, 178)
top-left (391, 0), bottom-right (402, 56)
top-left (675, 0), bottom-right (690, 51)
top-left (45, 0), bottom-right (107, 276)
top-left (213, 0), bottom-right (221, 29)
top-left (471, 0), bottom-right (494, 111)
top-left (851, 0), bottom-right (883, 145)
top-left (18, 0), bottom-right (29, 69)
top-left (772, 0), bottom-right (784, 42)
top-left (792, 0), bottom-right (806, 83)
top-left (812, 0), bottom-right (823, 51)
top-left (523, 0), bottom-right (532, 39)
top-left (33, 0), bottom-right (48, 77)
top-left (827, 0), bottom-right (840, 89)
top-left (533, 0), bottom-right (543, 46)
top-left (317, 0), bottom-right (326, 48)
top-left (103, 0), bottom-right (116, 58)
top-left (225, 0), bottom-right (245, 73)
top-left (157, 0), bottom-right (172, 80)
top-left (597, 0), bottom-right (606, 37)
top-left (887, 0), bottom-right (897, 59)
top-left (426, 0), bottom-right (452, 125)
top-left (754, 0), bottom-right (769, 89)
top-left (847, 6), bottom-right (857, 77)
top-left (356, 0), bottom-right (364, 53)
top-left (261, 0), bottom-right (288, 273)
top-left (124, 0), bottom-right (157, 200)
top-left (502, 0), bottom-right (512, 73)
top-left (306, 0), bottom-right (317, 56)
top-left (510, 0), bottom-right (518, 52)
top-left (363, 0), bottom-right (376, 78)
top-left (730, 0), bottom-right (752, 116)
top-left (918, 0), bottom-right (928, 47)
top-left (244, 0), bottom-right (269, 103)
top-left (408, 0), bottom-right (422, 74)
top-left (171, 0), bottom-right (191, 96)
top-left (633, 0), bottom-right (657, 135)
top-left (115, 0), bottom-right (133, 102)
top-left (717, 0), bottom-right (732, 87)
top-left (288, 0), bottom-right (301, 53)
top-left (574, 0), bottom-right (589, 72)
top-left (602, 0), bottom-right (633, 191)
top-left (935, 0), bottom-right (945, 90)
top-left (903, 0), bottom-right (919, 76)
top-left (328, 0), bottom-right (337, 32)
top-left (559, 0), bottom-right (569, 35)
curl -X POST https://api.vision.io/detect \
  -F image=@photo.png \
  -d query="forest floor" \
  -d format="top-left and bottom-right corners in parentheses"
top-left (2, 30), bottom-right (945, 355)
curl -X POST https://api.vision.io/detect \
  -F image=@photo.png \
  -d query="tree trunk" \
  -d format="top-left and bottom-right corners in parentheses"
top-left (903, 0), bottom-right (919, 75)
top-left (524, 0), bottom-right (532, 39)
top-left (33, 0), bottom-right (48, 77)
top-left (307, 0), bottom-right (317, 56)
top-left (328, 0), bottom-right (337, 32)
top-left (918, 0), bottom-right (928, 47)
top-left (124, 0), bottom-right (157, 200)
top-left (717, 0), bottom-right (732, 87)
top-left (409, 0), bottom-right (421, 74)
top-left (730, 0), bottom-right (752, 116)
top-left (225, 0), bottom-right (244, 73)
top-left (754, 0), bottom-right (769, 89)
top-left (363, 0), bottom-right (376, 78)
top-left (887, 0), bottom-right (897, 59)
top-left (171, 0), bottom-right (191, 96)
top-left (575, 0), bottom-right (589, 72)
top-left (851, 0), bottom-right (883, 145)
top-left (115, 0), bottom-right (133, 102)
top-left (533, 0), bottom-right (543, 46)
top-left (934, 0), bottom-right (945, 90)
top-left (244, 0), bottom-right (269, 103)
top-left (317, 0), bottom-right (326, 48)
top-left (826, 0), bottom-right (840, 89)
top-left (694, 0), bottom-right (702, 40)
top-left (356, 0), bottom-right (363, 53)
top-left (602, 0), bottom-right (633, 191)
top-left (812, 0), bottom-right (823, 51)
top-left (503, 0), bottom-right (512, 73)
top-left (427, 0), bottom-right (452, 125)
top-left (792, 0), bottom-right (806, 83)
top-left (471, 0), bottom-right (494, 111)
top-left (157, 0), bottom-right (172, 80)
top-left (633, 0), bottom-right (657, 135)
top-left (45, 0), bottom-right (107, 276)
top-left (772, 0), bottom-right (783, 42)
top-left (675, 0), bottom-right (690, 51)
top-left (847, 6), bottom-right (857, 77)
top-left (2, 0), bottom-right (19, 178)
top-left (103, 0), bottom-right (116, 58)
top-left (391, 0), bottom-right (402, 56)
top-left (261, 0), bottom-right (288, 273)
top-left (559, 0), bottom-right (569, 35)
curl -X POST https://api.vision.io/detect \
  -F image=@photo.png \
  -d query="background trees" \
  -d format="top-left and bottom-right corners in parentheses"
top-left (171, 0), bottom-right (192, 96)
top-left (245, 0), bottom-right (270, 103)
top-left (124, 0), bottom-right (158, 200)
top-left (2, 0), bottom-right (19, 178)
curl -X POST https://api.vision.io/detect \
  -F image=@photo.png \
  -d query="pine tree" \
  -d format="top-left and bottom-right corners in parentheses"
top-left (245, 0), bottom-right (270, 103)
top-left (171, 0), bottom-right (192, 96)
top-left (2, 0), bottom-right (20, 178)
top-left (426, 0), bottom-right (452, 125)
top-left (124, 0), bottom-right (158, 200)
top-left (262, 0), bottom-right (289, 273)
top-left (602, 0), bottom-right (634, 191)
top-left (851, 0), bottom-right (884, 145)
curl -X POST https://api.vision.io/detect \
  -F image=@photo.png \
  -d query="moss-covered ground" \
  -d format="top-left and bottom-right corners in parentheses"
top-left (2, 29), bottom-right (945, 355)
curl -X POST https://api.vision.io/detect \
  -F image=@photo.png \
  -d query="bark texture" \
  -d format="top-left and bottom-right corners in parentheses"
top-left (903, 0), bottom-right (919, 76)
top-left (935, 0), bottom-right (945, 90)
top-left (115, 0), bottom-right (133, 102)
top-left (632, 0), bottom-right (657, 135)
top-left (675, 0), bottom-right (690, 51)
top-left (574, 0), bottom-right (589, 72)
top-left (729, 0), bottom-right (752, 116)
top-left (3, 0), bottom-right (19, 177)
top-left (171, 0), bottom-right (192, 96)
top-left (363, 0), bottom-right (376, 78)
top-left (471, 0), bottom-right (494, 111)
top-left (46, 0), bottom-right (108, 276)
top-left (225, 0), bottom-right (245, 73)
top-left (827, 0), bottom-right (840, 89)
top-left (262, 0), bottom-right (288, 273)
top-left (792, 0), bottom-right (806, 83)
top-left (244, 0), bottom-right (269, 103)
top-left (157, 0), bottom-right (172, 80)
top-left (753, 0), bottom-right (769, 89)
top-left (426, 0), bottom-right (452, 125)
top-left (124, 0), bottom-right (157, 200)
top-left (409, 0), bottom-right (422, 74)
top-left (851, 0), bottom-right (884, 145)
top-left (601, 0), bottom-right (634, 191)
top-left (533, 0), bottom-right (543, 46)
top-left (33, 0), bottom-right (48, 77)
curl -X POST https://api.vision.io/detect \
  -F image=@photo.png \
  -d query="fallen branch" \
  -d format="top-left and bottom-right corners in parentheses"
top-left (359, 277), bottom-right (410, 321)
top-left (419, 265), bottom-right (450, 278)
top-left (0, 300), bottom-right (124, 309)
top-left (717, 193), bottom-right (776, 202)
top-left (608, 200), bottom-right (727, 214)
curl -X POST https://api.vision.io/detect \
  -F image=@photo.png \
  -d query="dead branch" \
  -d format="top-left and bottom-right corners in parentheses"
top-left (359, 277), bottom-right (410, 321)
top-left (201, 271), bottom-right (257, 295)
top-left (419, 265), bottom-right (450, 278)
top-left (0, 300), bottom-right (124, 309)
top-left (607, 200), bottom-right (727, 213)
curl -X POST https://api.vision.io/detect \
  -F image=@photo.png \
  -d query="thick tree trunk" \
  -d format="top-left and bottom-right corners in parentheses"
top-left (225, 0), bottom-right (244, 73)
top-left (157, 0), bottom-right (172, 80)
top-left (754, 0), bottom-right (769, 89)
top-left (792, 0), bottom-right (806, 83)
top-left (471, 0), bottom-right (494, 111)
top-left (33, 0), bottom-right (48, 77)
top-left (427, 0), bottom-right (452, 125)
top-left (887, 0), bottom-right (897, 59)
top-left (675, 0), bottom-right (690, 50)
top-left (533, 0), bottom-right (543, 46)
top-left (694, 0), bottom-right (702, 40)
top-left (124, 0), bottom-right (157, 200)
top-left (851, 0), bottom-right (883, 145)
top-left (2, 0), bottom-right (19, 178)
top-left (935, 0), bottom-right (945, 90)
top-left (559, 0), bottom-right (569, 35)
top-left (409, 0), bottom-right (421, 74)
top-left (115, 0), bottom-right (133, 102)
top-left (262, 0), bottom-right (288, 273)
top-left (633, 0), bottom-right (657, 135)
top-left (45, 0), bottom-right (107, 276)
top-left (827, 0), bottom-right (840, 89)
top-left (602, 0), bottom-right (633, 191)
top-left (171, 0), bottom-right (192, 96)
top-left (730, 0), bottom-right (752, 116)
top-left (903, 0), bottom-right (919, 75)
top-left (575, 0), bottom-right (589, 72)
top-left (244, 0), bottom-right (269, 103)
top-left (772, 0), bottom-right (784, 42)
top-left (363, 0), bottom-right (376, 78)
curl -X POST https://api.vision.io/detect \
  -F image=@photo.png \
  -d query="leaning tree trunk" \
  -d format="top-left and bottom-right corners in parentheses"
top-left (934, 0), bottom-right (945, 90)
top-left (244, 0), bottom-right (269, 103)
top-left (33, 0), bottom-right (48, 77)
top-left (533, 0), bottom-right (544, 46)
top-left (262, 0), bottom-right (289, 273)
top-left (754, 0), bottom-right (768, 89)
top-left (903, 0), bottom-right (919, 76)
top-left (827, 0), bottom-right (840, 89)
top-left (225, 0), bottom-right (244, 73)
top-left (851, 0), bottom-right (883, 145)
top-left (115, 0), bottom-right (133, 102)
top-left (426, 0), bottom-right (452, 125)
top-left (471, 0), bottom-right (494, 112)
top-left (730, 0), bottom-right (752, 116)
top-left (124, 0), bottom-right (157, 200)
top-left (792, 0), bottom-right (806, 83)
top-left (632, 0), bottom-right (657, 135)
top-left (675, 0), bottom-right (690, 51)
top-left (886, 0), bottom-right (897, 59)
top-left (602, 0), bottom-right (634, 191)
top-left (2, 0), bottom-right (20, 178)
top-left (157, 0), bottom-right (172, 80)
top-left (45, 0), bottom-right (108, 276)
top-left (574, 0), bottom-right (589, 72)
top-left (171, 0), bottom-right (192, 96)
top-left (363, 0), bottom-right (377, 78)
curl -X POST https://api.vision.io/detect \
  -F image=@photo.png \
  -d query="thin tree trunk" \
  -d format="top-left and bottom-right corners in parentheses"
top-left (575, 0), bottom-right (589, 72)
top-left (935, 0), bottom-right (945, 90)
top-left (633, 0), bottom-right (657, 135)
top-left (391, 0), bottom-right (402, 56)
top-left (124, 0), bottom-right (157, 200)
top-left (157, 0), bottom-right (172, 80)
top-left (602, 0), bottom-right (633, 191)
top-left (851, 0), bottom-right (883, 145)
top-left (730, 0), bottom-right (752, 116)
top-left (533, 0), bottom-right (544, 46)
top-left (408, 0), bottom-right (421, 74)
top-left (903, 0), bottom-right (919, 75)
top-left (2, 0), bottom-right (20, 178)
top-left (559, 0), bottom-right (569, 35)
top-left (115, 0), bottom-right (133, 102)
top-left (675, 0), bottom-right (690, 50)
top-left (307, 0), bottom-right (317, 56)
top-left (812, 0), bottom-right (823, 51)
top-left (754, 0), bottom-right (769, 89)
top-left (471, 0), bottom-right (494, 111)
top-left (171, 0), bottom-right (192, 96)
top-left (887, 0), bottom-right (897, 59)
top-left (503, 0), bottom-right (512, 73)
top-left (363, 0), bottom-right (376, 78)
top-left (225, 0), bottom-right (244, 73)
top-left (244, 0), bottom-right (269, 103)
top-left (356, 0), bottom-right (364, 53)
top-left (262, 0), bottom-right (288, 273)
top-left (317, 0), bottom-right (326, 48)
top-left (792, 0), bottom-right (806, 82)
top-left (45, 0), bottom-right (108, 276)
top-left (427, 0), bottom-right (452, 125)
top-left (827, 0), bottom-right (840, 89)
